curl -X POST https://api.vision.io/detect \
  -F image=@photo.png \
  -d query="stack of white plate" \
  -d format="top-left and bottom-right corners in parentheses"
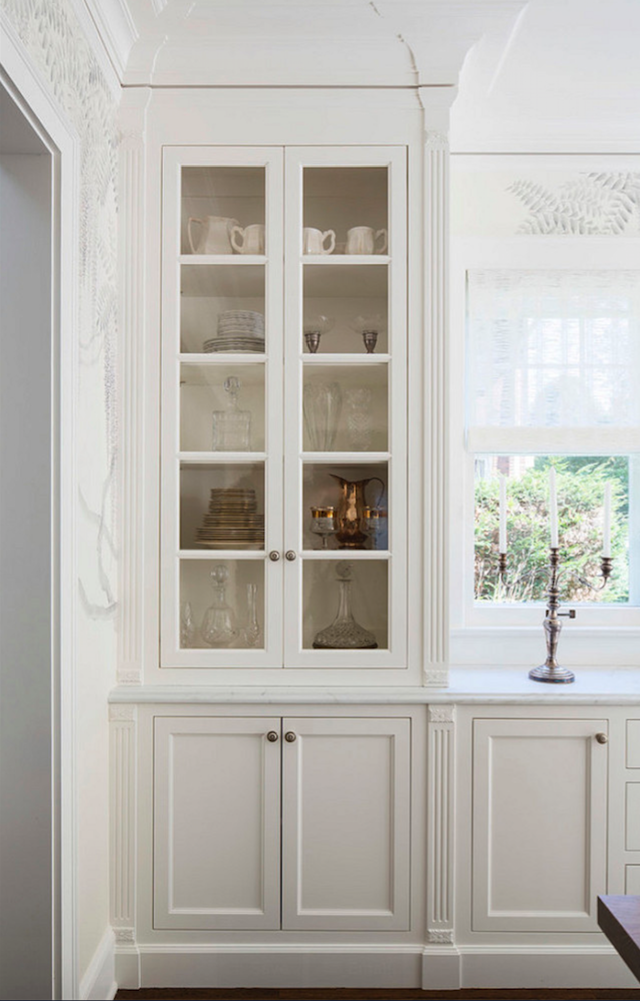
top-left (196, 488), bottom-right (265, 549)
top-left (203, 310), bottom-right (265, 353)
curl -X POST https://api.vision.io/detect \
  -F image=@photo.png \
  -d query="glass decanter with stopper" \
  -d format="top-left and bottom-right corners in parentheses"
top-left (312, 561), bottom-right (378, 649)
top-left (201, 564), bottom-right (237, 647)
top-left (212, 376), bottom-right (251, 451)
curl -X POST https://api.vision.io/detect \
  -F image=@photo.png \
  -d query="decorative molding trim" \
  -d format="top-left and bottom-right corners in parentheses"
top-left (507, 172), bottom-right (640, 236)
top-left (77, 0), bottom-right (137, 83)
top-left (109, 704), bottom-right (136, 722)
top-left (117, 89), bottom-right (151, 687)
top-left (420, 97), bottom-right (452, 686)
top-left (427, 928), bottom-right (454, 944)
top-left (427, 705), bottom-right (455, 939)
top-left (110, 708), bottom-right (137, 929)
top-left (423, 666), bottom-right (449, 688)
top-left (428, 704), bottom-right (456, 723)
top-left (78, 926), bottom-right (116, 1001)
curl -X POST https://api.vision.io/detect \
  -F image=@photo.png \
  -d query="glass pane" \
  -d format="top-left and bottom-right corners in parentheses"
top-left (180, 363), bottom-right (265, 452)
top-left (181, 166), bottom-right (265, 255)
top-left (467, 270), bottom-right (640, 429)
top-left (180, 265), bottom-right (265, 354)
top-left (302, 364), bottom-right (388, 452)
top-left (302, 559), bottom-right (388, 650)
top-left (180, 559), bottom-right (265, 649)
top-left (474, 454), bottom-right (631, 603)
top-left (303, 461), bottom-right (388, 552)
top-left (303, 265), bottom-right (388, 354)
top-left (303, 167), bottom-right (388, 256)
top-left (180, 462), bottom-right (265, 550)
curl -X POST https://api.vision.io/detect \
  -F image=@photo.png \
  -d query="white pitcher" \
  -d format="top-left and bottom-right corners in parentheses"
top-left (187, 215), bottom-right (239, 255)
top-left (303, 227), bottom-right (336, 255)
top-left (346, 226), bottom-right (388, 255)
top-left (231, 224), bottom-right (265, 255)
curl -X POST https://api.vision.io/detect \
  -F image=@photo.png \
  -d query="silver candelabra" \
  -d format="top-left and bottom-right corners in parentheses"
top-left (498, 548), bottom-right (613, 684)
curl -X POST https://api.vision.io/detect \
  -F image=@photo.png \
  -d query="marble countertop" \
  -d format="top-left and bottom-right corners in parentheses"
top-left (109, 666), bottom-right (640, 705)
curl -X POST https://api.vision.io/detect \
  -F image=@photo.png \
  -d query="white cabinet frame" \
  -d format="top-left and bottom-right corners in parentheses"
top-left (160, 147), bottom-right (285, 668)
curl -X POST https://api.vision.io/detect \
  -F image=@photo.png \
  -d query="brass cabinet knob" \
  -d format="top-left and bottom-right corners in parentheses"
top-left (285, 550), bottom-right (297, 562)
top-left (284, 731), bottom-right (297, 742)
top-left (266, 731), bottom-right (279, 742)
top-left (595, 732), bottom-right (608, 744)
top-left (269, 551), bottom-right (280, 562)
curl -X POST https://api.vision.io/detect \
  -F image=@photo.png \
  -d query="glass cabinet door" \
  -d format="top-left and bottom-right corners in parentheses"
top-left (161, 147), bottom-right (284, 667)
top-left (283, 147), bottom-right (408, 668)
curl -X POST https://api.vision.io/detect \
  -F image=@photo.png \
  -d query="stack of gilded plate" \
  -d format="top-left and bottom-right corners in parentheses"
top-left (196, 488), bottom-right (265, 549)
top-left (203, 310), bottom-right (265, 353)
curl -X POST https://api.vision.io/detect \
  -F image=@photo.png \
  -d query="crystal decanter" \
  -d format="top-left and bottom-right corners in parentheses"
top-left (312, 561), bottom-right (378, 649)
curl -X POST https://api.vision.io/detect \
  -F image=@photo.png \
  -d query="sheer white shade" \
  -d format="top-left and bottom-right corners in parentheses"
top-left (467, 269), bottom-right (640, 452)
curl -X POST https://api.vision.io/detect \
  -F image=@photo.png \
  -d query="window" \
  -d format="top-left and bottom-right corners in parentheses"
top-left (450, 240), bottom-right (640, 664)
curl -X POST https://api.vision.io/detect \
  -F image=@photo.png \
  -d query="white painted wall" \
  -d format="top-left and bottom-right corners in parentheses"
top-left (0, 138), bottom-right (55, 1000)
top-left (0, 0), bottom-right (120, 989)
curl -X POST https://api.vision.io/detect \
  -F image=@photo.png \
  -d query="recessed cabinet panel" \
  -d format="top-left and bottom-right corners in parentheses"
top-left (626, 784), bottom-right (640, 850)
top-left (472, 718), bottom-right (608, 932)
top-left (627, 720), bottom-right (640, 767)
top-left (154, 717), bottom-right (281, 929)
top-left (281, 717), bottom-right (410, 930)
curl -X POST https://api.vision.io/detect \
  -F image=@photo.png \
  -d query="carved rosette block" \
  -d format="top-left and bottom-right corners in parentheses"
top-left (427, 704), bottom-right (455, 944)
top-left (110, 705), bottom-right (137, 933)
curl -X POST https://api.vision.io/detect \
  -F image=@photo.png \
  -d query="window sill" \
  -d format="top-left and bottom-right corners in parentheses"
top-left (450, 625), bottom-right (640, 668)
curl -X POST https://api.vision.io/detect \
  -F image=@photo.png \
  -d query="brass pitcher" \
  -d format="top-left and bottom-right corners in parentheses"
top-left (330, 474), bottom-right (385, 549)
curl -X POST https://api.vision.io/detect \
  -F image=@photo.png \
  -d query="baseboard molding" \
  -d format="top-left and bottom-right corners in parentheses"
top-left (115, 941), bottom-right (639, 991)
top-left (79, 926), bottom-right (116, 1001)
top-left (458, 944), bottom-right (639, 990)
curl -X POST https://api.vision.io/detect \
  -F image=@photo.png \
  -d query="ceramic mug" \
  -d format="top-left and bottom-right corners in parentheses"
top-left (231, 224), bottom-right (265, 255)
top-left (302, 227), bottom-right (336, 255)
top-left (346, 226), bottom-right (388, 255)
top-left (187, 215), bottom-right (239, 255)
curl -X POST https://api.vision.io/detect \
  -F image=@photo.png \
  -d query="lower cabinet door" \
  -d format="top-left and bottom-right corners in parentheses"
top-left (154, 716), bottom-right (281, 929)
top-left (281, 716), bottom-right (411, 931)
top-left (472, 717), bottom-right (608, 932)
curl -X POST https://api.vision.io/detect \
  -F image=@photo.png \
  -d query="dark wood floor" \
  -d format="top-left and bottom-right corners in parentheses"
top-left (115, 989), bottom-right (640, 1000)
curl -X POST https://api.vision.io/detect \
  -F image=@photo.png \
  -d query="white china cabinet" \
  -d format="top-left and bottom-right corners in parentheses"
top-left (161, 144), bottom-right (409, 673)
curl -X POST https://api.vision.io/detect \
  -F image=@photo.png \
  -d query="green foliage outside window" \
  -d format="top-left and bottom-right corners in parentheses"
top-left (475, 456), bottom-right (629, 603)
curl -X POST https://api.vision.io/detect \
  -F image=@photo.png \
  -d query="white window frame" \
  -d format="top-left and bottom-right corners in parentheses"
top-left (450, 236), bottom-right (640, 666)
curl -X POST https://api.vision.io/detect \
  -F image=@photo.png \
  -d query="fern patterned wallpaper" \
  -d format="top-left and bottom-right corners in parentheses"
top-left (451, 162), bottom-right (640, 238)
top-left (1, 0), bottom-right (119, 977)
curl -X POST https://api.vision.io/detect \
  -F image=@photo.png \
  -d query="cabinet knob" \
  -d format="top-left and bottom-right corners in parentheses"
top-left (285, 550), bottom-right (297, 562)
top-left (284, 731), bottom-right (297, 742)
top-left (266, 731), bottom-right (279, 742)
top-left (269, 551), bottom-right (280, 562)
top-left (595, 732), bottom-right (608, 744)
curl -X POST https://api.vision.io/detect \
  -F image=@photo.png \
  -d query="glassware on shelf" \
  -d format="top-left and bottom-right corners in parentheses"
top-left (364, 506), bottom-right (388, 551)
top-left (348, 314), bottom-right (386, 354)
top-left (303, 382), bottom-right (342, 451)
top-left (180, 601), bottom-right (196, 648)
top-left (241, 583), bottom-right (263, 648)
top-left (212, 376), bottom-right (252, 451)
top-left (201, 565), bottom-right (238, 647)
top-left (310, 505), bottom-right (336, 549)
top-left (303, 314), bottom-right (335, 354)
top-left (330, 473), bottom-right (385, 549)
top-left (344, 387), bottom-right (374, 450)
top-left (312, 562), bottom-right (378, 649)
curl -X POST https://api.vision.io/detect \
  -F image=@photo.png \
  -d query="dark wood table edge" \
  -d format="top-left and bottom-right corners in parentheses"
top-left (598, 894), bottom-right (640, 983)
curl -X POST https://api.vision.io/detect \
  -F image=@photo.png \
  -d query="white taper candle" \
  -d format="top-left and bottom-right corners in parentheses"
top-left (499, 474), bottom-right (507, 553)
top-left (603, 482), bottom-right (612, 558)
top-left (549, 467), bottom-right (559, 549)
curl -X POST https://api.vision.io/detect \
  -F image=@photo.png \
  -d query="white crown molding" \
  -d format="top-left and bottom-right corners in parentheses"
top-left (66, 0), bottom-right (134, 93)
